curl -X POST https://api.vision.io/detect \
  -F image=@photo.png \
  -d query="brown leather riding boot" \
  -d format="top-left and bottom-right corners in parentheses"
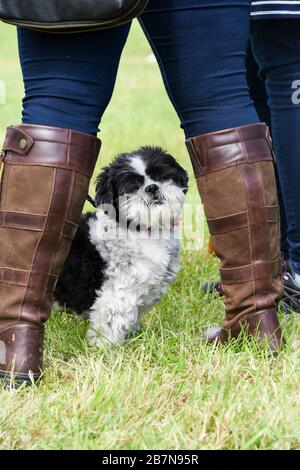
top-left (186, 123), bottom-right (284, 352)
top-left (0, 124), bottom-right (101, 386)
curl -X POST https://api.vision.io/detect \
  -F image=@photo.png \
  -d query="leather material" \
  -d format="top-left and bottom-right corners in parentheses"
top-left (0, 322), bottom-right (44, 375)
top-left (0, 267), bottom-right (57, 291)
top-left (186, 123), bottom-right (284, 351)
top-left (0, 0), bottom-right (149, 32)
top-left (220, 259), bottom-right (281, 285)
top-left (3, 124), bottom-right (99, 178)
top-left (206, 309), bottom-right (283, 352)
top-left (186, 123), bottom-right (273, 177)
top-left (0, 124), bottom-right (101, 377)
top-left (207, 205), bottom-right (279, 235)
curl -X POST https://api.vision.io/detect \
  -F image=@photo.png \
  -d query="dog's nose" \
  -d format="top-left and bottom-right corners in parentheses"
top-left (145, 184), bottom-right (159, 196)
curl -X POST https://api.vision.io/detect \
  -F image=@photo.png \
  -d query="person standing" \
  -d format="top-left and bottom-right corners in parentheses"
top-left (205, 1), bottom-right (300, 314)
top-left (249, 1), bottom-right (300, 312)
top-left (0, 0), bottom-right (284, 386)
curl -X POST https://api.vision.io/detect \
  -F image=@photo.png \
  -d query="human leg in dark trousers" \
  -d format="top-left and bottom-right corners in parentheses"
top-left (0, 1), bottom-right (284, 386)
top-left (250, 19), bottom-right (300, 311)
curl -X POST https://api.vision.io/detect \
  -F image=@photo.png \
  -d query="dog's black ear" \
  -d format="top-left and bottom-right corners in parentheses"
top-left (94, 166), bottom-right (114, 207)
top-left (178, 166), bottom-right (189, 194)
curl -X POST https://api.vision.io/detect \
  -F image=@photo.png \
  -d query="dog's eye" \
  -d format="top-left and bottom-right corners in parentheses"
top-left (130, 174), bottom-right (144, 184)
top-left (157, 174), bottom-right (171, 182)
top-left (149, 169), bottom-right (173, 183)
top-left (124, 173), bottom-right (144, 191)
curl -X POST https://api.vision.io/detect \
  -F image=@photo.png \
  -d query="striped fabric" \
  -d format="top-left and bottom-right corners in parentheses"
top-left (251, 1), bottom-right (300, 18)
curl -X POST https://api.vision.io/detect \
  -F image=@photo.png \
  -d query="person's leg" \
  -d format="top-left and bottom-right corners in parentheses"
top-left (203, 42), bottom-right (288, 297)
top-left (18, 25), bottom-right (131, 134)
top-left (250, 18), bottom-right (300, 306)
top-left (246, 43), bottom-right (271, 126)
top-left (141, 0), bottom-right (259, 136)
top-left (0, 25), bottom-right (131, 386)
top-left (246, 41), bottom-right (288, 258)
top-left (140, 0), bottom-right (283, 349)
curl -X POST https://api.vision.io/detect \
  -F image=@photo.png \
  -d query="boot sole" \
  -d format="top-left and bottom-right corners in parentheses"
top-left (0, 370), bottom-right (41, 389)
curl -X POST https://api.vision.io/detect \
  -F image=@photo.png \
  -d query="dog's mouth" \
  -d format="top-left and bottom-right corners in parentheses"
top-left (145, 194), bottom-right (166, 206)
top-left (150, 198), bottom-right (164, 206)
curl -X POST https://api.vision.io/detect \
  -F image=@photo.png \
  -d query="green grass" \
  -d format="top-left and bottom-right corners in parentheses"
top-left (0, 22), bottom-right (300, 451)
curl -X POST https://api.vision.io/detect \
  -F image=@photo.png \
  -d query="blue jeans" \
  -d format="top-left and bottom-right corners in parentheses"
top-left (17, 0), bottom-right (258, 138)
top-left (248, 20), bottom-right (300, 273)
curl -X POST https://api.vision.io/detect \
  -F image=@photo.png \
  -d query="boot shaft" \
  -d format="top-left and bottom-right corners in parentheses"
top-left (0, 125), bottom-right (100, 379)
top-left (0, 125), bottom-right (100, 325)
top-left (186, 123), bottom-right (283, 322)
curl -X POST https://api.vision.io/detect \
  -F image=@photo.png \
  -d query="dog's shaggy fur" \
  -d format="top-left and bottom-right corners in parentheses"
top-left (54, 147), bottom-right (188, 347)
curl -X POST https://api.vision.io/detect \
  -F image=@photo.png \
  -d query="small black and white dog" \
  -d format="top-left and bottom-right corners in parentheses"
top-left (54, 147), bottom-right (188, 347)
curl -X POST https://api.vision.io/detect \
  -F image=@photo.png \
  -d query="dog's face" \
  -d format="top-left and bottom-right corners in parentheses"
top-left (94, 147), bottom-right (188, 230)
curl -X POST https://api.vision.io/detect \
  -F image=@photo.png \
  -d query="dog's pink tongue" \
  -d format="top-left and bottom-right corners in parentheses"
top-left (171, 218), bottom-right (181, 228)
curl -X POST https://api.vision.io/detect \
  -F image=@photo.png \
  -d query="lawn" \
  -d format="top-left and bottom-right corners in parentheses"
top-left (0, 21), bottom-right (300, 451)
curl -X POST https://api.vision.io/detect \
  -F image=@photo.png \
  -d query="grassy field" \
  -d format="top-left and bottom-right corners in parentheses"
top-left (0, 22), bottom-right (300, 451)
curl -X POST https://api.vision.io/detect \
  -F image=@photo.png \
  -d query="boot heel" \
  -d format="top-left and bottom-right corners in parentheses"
top-left (0, 322), bottom-right (44, 387)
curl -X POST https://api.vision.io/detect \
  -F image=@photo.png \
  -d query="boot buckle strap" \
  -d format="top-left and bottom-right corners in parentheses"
top-left (207, 205), bottom-right (279, 235)
top-left (0, 267), bottom-right (57, 292)
top-left (2, 126), bottom-right (34, 156)
top-left (220, 259), bottom-right (281, 285)
top-left (0, 210), bottom-right (78, 240)
top-left (207, 211), bottom-right (248, 235)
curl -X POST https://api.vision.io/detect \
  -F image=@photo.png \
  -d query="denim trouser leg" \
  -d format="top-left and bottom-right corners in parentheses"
top-left (246, 42), bottom-right (289, 259)
top-left (17, 0), bottom-right (258, 138)
top-left (140, 0), bottom-right (258, 137)
top-left (250, 19), bottom-right (300, 272)
top-left (17, 23), bottom-right (132, 135)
